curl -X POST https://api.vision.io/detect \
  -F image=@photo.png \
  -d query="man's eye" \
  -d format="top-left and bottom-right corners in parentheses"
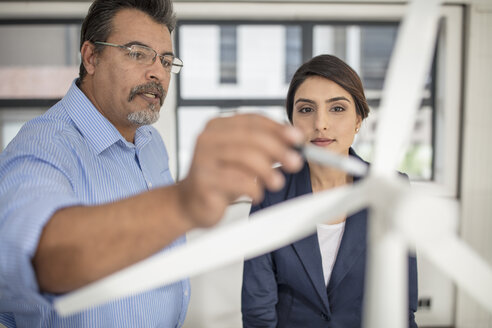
top-left (129, 50), bottom-right (147, 60)
top-left (161, 57), bottom-right (173, 68)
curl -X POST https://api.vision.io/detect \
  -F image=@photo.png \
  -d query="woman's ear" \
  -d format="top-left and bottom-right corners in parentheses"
top-left (355, 116), bottom-right (362, 133)
top-left (80, 41), bottom-right (98, 76)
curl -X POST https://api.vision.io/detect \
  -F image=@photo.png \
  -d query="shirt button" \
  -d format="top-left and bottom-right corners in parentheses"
top-left (184, 290), bottom-right (189, 296)
top-left (321, 313), bottom-right (330, 321)
top-left (147, 181), bottom-right (152, 188)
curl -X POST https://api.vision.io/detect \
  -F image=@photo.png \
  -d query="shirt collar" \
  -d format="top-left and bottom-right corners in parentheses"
top-left (62, 79), bottom-right (153, 154)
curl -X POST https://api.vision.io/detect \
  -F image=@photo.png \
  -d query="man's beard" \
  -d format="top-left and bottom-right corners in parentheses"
top-left (127, 103), bottom-right (160, 126)
top-left (127, 81), bottom-right (165, 126)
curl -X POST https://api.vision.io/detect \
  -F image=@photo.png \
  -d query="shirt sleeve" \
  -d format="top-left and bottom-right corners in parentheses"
top-left (0, 312), bottom-right (16, 328)
top-left (0, 136), bottom-right (82, 309)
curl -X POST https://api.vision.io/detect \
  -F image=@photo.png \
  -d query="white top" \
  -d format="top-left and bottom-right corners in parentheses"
top-left (317, 221), bottom-right (346, 286)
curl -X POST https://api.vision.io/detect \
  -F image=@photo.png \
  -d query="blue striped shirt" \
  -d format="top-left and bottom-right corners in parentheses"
top-left (0, 80), bottom-right (190, 328)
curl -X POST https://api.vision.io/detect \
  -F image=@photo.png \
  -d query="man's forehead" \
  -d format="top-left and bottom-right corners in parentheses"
top-left (109, 8), bottom-right (172, 48)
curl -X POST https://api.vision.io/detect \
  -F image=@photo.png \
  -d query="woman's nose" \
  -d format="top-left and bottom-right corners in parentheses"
top-left (314, 112), bottom-right (329, 131)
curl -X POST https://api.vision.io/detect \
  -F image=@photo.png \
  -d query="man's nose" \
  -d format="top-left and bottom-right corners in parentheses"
top-left (146, 58), bottom-right (169, 83)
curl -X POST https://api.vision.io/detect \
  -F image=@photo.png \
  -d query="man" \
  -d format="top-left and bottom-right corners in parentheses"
top-left (0, 0), bottom-right (303, 326)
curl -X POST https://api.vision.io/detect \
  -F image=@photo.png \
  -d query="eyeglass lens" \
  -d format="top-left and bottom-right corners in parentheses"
top-left (128, 45), bottom-right (179, 73)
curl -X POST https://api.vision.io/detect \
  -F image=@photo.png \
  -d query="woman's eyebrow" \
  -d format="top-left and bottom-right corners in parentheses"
top-left (295, 96), bottom-right (351, 105)
top-left (294, 98), bottom-right (315, 105)
top-left (326, 96), bottom-right (351, 104)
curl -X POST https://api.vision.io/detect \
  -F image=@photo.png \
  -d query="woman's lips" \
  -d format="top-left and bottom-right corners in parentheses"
top-left (311, 138), bottom-right (335, 147)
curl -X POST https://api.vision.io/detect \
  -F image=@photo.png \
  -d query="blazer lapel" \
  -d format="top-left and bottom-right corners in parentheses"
top-left (327, 153), bottom-right (368, 295)
top-left (292, 235), bottom-right (331, 313)
top-left (284, 151), bottom-right (369, 310)
top-left (288, 162), bottom-right (331, 312)
top-left (326, 209), bottom-right (367, 295)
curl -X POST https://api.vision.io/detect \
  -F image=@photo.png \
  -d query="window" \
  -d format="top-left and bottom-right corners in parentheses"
top-left (285, 26), bottom-right (302, 83)
top-left (0, 107), bottom-right (47, 149)
top-left (0, 20), bottom-right (82, 150)
top-left (177, 23), bottom-right (303, 177)
top-left (175, 7), bottom-right (463, 326)
top-left (176, 21), bottom-right (437, 181)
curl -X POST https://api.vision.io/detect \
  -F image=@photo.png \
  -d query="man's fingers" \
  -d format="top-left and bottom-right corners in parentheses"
top-left (202, 114), bottom-right (304, 174)
top-left (203, 143), bottom-right (285, 191)
top-left (182, 113), bottom-right (304, 227)
top-left (214, 166), bottom-right (266, 203)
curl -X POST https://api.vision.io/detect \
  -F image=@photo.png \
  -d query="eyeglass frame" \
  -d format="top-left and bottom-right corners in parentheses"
top-left (93, 41), bottom-right (183, 74)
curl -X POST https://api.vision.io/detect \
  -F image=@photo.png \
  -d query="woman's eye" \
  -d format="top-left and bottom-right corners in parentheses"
top-left (298, 107), bottom-right (313, 113)
top-left (331, 106), bottom-right (345, 112)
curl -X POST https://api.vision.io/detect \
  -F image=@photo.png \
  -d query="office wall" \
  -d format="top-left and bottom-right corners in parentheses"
top-left (456, 1), bottom-right (492, 327)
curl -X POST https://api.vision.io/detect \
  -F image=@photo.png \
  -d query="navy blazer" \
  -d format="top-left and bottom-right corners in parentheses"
top-left (242, 149), bottom-right (418, 328)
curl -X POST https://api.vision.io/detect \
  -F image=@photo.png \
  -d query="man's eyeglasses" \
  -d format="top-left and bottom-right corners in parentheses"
top-left (94, 41), bottom-right (183, 74)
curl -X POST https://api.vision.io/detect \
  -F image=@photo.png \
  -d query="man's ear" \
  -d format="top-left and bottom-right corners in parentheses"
top-left (80, 41), bottom-right (98, 75)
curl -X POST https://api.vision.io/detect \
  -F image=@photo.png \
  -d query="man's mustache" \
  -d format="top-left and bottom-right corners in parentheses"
top-left (128, 82), bottom-right (165, 106)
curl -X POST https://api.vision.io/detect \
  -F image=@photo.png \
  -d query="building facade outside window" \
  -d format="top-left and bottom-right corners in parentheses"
top-left (219, 25), bottom-right (238, 84)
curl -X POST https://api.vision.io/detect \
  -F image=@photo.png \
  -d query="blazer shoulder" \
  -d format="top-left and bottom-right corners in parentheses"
top-left (251, 162), bottom-right (311, 214)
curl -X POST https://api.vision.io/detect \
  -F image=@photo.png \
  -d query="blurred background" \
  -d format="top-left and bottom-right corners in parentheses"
top-left (0, 0), bottom-right (490, 327)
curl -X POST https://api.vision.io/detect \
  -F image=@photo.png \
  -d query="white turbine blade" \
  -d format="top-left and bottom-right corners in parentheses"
top-left (55, 180), bottom-right (372, 316)
top-left (364, 0), bottom-right (442, 326)
top-left (419, 236), bottom-right (492, 313)
top-left (301, 144), bottom-right (368, 177)
top-left (363, 176), bottom-right (412, 328)
top-left (370, 0), bottom-right (441, 177)
top-left (397, 194), bottom-right (492, 313)
top-left (364, 222), bottom-right (408, 328)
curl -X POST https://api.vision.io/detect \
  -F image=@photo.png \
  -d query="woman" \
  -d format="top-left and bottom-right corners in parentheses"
top-left (241, 54), bottom-right (418, 328)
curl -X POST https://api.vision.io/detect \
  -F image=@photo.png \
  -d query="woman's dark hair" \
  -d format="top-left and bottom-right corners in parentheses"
top-left (78, 0), bottom-right (176, 81)
top-left (286, 54), bottom-right (370, 123)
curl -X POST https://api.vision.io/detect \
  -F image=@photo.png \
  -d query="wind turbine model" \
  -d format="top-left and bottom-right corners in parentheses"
top-left (55, 0), bottom-right (492, 326)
